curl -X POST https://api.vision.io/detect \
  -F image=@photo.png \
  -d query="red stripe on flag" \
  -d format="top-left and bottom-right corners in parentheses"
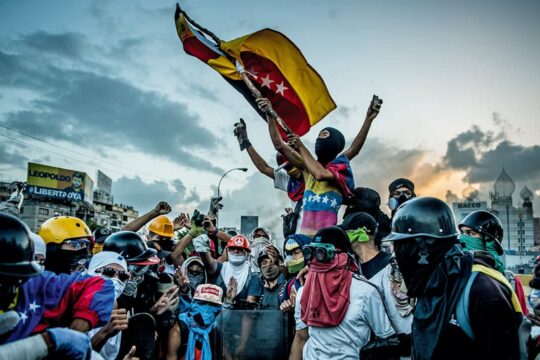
top-left (182, 36), bottom-right (221, 63)
top-left (241, 52), bottom-right (310, 136)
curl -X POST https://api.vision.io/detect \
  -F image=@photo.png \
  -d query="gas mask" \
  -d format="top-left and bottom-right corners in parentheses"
top-left (388, 194), bottom-right (412, 211)
top-left (123, 265), bottom-right (149, 297)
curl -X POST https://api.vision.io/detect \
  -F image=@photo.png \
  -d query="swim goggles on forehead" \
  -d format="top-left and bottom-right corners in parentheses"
top-left (302, 243), bottom-right (336, 263)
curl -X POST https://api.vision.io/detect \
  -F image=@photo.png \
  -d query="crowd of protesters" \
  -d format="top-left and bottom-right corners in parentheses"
top-left (0, 95), bottom-right (539, 360)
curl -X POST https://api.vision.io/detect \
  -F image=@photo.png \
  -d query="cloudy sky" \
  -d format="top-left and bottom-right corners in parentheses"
top-left (1, 0), bottom-right (539, 236)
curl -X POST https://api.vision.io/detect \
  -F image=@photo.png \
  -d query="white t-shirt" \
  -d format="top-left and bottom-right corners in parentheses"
top-left (295, 276), bottom-right (395, 360)
top-left (273, 170), bottom-right (302, 233)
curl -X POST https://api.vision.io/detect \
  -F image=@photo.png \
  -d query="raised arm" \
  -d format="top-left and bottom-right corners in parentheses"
top-left (122, 201), bottom-right (171, 232)
top-left (257, 98), bottom-right (305, 170)
top-left (343, 95), bottom-right (382, 160)
top-left (289, 133), bottom-right (334, 181)
top-left (234, 118), bottom-right (275, 179)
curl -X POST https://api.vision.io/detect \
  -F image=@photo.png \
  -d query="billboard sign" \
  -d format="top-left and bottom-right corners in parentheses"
top-left (26, 162), bottom-right (94, 203)
top-left (96, 170), bottom-right (112, 194)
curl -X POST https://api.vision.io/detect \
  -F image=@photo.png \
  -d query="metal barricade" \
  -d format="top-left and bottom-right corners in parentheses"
top-left (212, 309), bottom-right (290, 360)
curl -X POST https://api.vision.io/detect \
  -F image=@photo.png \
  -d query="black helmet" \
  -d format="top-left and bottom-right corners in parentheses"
top-left (103, 231), bottom-right (159, 265)
top-left (385, 197), bottom-right (459, 241)
top-left (458, 210), bottom-right (504, 254)
top-left (0, 213), bottom-right (42, 278)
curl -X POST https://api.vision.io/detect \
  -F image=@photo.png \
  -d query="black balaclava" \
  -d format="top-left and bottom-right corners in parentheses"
top-left (315, 127), bottom-right (345, 164)
top-left (393, 236), bottom-right (457, 297)
top-left (395, 237), bottom-right (473, 360)
top-left (45, 244), bottom-right (89, 274)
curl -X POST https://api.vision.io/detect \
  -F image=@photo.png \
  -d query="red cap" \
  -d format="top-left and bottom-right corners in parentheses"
top-left (226, 235), bottom-right (251, 253)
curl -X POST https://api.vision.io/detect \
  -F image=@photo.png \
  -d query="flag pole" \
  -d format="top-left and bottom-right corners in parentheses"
top-left (175, 3), bottom-right (293, 135)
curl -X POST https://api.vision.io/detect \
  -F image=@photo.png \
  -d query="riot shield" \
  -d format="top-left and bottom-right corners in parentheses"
top-left (213, 310), bottom-right (290, 360)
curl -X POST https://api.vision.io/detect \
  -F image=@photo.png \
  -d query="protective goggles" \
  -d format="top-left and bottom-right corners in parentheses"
top-left (62, 239), bottom-right (90, 250)
top-left (302, 243), bottom-right (336, 263)
top-left (96, 267), bottom-right (130, 282)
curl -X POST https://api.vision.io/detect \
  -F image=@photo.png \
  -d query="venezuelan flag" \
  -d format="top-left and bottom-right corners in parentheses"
top-left (175, 10), bottom-right (336, 136)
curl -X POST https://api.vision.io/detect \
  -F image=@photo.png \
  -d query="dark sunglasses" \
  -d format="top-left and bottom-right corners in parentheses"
top-left (96, 267), bottom-right (130, 282)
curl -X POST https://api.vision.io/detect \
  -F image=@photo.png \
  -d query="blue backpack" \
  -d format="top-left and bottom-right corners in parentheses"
top-left (454, 264), bottom-right (529, 359)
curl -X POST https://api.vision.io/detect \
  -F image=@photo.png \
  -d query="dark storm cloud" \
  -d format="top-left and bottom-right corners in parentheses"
top-left (0, 31), bottom-right (224, 174)
top-left (441, 124), bottom-right (540, 183)
top-left (466, 141), bottom-right (540, 183)
top-left (0, 141), bottom-right (28, 169)
top-left (113, 176), bottom-right (199, 214)
top-left (17, 31), bottom-right (86, 59)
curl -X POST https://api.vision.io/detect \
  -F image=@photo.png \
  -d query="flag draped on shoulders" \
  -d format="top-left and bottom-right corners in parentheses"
top-left (299, 155), bottom-right (354, 236)
top-left (175, 8), bottom-right (336, 136)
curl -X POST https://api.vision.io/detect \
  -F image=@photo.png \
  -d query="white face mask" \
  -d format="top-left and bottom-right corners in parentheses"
top-left (110, 277), bottom-right (126, 299)
top-left (228, 253), bottom-right (247, 266)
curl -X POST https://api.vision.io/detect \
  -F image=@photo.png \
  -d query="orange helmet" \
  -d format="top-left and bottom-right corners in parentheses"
top-left (226, 235), bottom-right (251, 252)
top-left (148, 215), bottom-right (174, 238)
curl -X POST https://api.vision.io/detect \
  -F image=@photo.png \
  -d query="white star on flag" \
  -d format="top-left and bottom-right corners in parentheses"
top-left (322, 196), bottom-right (329, 204)
top-left (261, 74), bottom-right (274, 89)
top-left (19, 311), bottom-right (28, 324)
top-left (330, 199), bottom-right (338, 208)
top-left (275, 81), bottom-right (288, 96)
top-left (314, 194), bottom-right (321, 203)
top-left (29, 301), bottom-right (41, 313)
top-left (247, 67), bottom-right (259, 79)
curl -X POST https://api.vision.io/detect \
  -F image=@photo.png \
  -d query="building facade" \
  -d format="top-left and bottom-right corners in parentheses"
top-left (448, 169), bottom-right (537, 254)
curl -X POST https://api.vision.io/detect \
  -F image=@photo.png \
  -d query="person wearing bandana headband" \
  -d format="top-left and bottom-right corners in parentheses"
top-left (458, 210), bottom-right (528, 315)
top-left (386, 197), bottom-right (523, 360)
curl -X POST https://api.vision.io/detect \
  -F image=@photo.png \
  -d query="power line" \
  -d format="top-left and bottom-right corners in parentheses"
top-left (0, 123), bottom-right (176, 182)
top-left (0, 129), bottom-right (216, 190)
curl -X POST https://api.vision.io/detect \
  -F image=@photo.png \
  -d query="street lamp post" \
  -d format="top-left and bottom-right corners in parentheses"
top-left (217, 168), bottom-right (248, 199)
top-left (215, 168), bottom-right (248, 227)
